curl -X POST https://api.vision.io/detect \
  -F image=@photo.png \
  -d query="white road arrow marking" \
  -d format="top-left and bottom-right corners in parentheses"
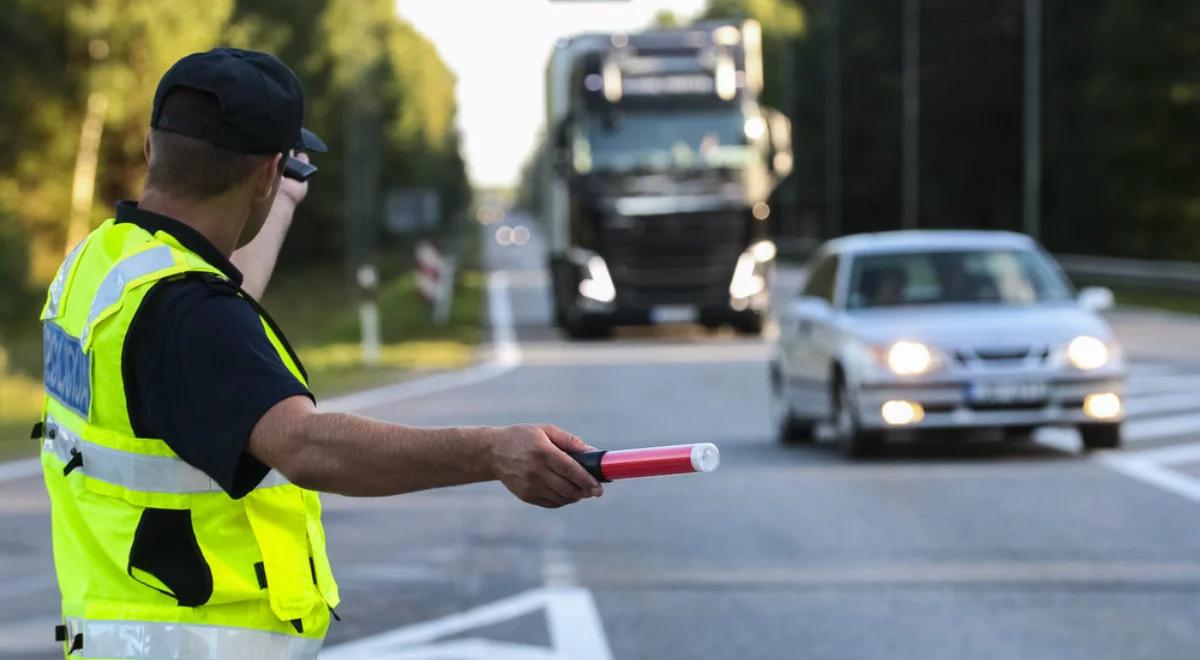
top-left (320, 587), bottom-right (613, 660)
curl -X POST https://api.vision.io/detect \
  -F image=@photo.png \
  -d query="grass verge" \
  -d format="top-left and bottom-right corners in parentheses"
top-left (0, 265), bottom-right (485, 459)
top-left (1106, 286), bottom-right (1200, 317)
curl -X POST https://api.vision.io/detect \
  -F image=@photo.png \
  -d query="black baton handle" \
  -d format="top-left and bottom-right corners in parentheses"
top-left (569, 450), bottom-right (611, 483)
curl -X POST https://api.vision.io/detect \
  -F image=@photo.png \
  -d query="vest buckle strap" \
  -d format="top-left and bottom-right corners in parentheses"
top-left (62, 448), bottom-right (84, 477)
top-left (55, 623), bottom-right (83, 654)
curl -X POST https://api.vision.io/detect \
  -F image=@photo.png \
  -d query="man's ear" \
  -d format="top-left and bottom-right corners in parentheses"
top-left (143, 134), bottom-right (152, 164)
top-left (256, 153), bottom-right (284, 199)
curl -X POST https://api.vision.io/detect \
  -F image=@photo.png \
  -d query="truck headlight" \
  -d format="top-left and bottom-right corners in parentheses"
top-left (887, 341), bottom-right (934, 376)
top-left (577, 255), bottom-right (616, 303)
top-left (1067, 336), bottom-right (1109, 370)
top-left (729, 241), bottom-right (776, 300)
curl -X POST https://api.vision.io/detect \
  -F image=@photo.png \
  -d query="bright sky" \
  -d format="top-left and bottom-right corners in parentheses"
top-left (397, 0), bottom-right (709, 188)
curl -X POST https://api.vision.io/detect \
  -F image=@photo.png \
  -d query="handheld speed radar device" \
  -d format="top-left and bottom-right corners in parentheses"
top-left (283, 155), bottom-right (317, 182)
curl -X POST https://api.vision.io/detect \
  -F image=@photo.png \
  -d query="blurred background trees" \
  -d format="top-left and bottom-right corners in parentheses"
top-left (699, 0), bottom-right (1200, 260)
top-left (0, 0), bottom-right (469, 309)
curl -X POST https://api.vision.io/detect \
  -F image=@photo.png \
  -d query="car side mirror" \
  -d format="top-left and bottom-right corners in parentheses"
top-left (791, 296), bottom-right (831, 321)
top-left (552, 117), bottom-right (574, 176)
top-left (1077, 286), bottom-right (1115, 312)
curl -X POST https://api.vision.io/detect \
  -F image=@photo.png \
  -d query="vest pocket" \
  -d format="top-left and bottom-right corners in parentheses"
top-left (242, 486), bottom-right (321, 623)
top-left (128, 508), bottom-right (213, 607)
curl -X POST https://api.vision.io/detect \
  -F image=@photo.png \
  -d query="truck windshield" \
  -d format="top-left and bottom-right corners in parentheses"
top-left (579, 110), bottom-right (756, 173)
top-left (846, 249), bottom-right (1074, 309)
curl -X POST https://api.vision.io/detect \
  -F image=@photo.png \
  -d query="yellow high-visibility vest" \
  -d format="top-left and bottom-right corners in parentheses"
top-left (39, 218), bottom-right (338, 659)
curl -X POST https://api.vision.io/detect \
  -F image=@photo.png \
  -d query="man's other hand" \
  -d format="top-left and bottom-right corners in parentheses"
top-left (489, 424), bottom-right (604, 508)
top-left (276, 151), bottom-right (310, 209)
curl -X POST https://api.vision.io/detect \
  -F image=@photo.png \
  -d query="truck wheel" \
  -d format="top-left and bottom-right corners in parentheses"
top-left (733, 313), bottom-right (764, 336)
top-left (834, 379), bottom-right (882, 458)
top-left (1080, 423), bottom-right (1122, 451)
top-left (563, 315), bottom-right (612, 340)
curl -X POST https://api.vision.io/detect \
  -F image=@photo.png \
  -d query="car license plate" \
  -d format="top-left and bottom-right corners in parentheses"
top-left (968, 381), bottom-right (1049, 404)
top-left (651, 305), bottom-right (698, 324)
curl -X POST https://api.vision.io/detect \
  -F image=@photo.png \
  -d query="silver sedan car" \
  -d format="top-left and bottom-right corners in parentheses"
top-left (769, 231), bottom-right (1126, 456)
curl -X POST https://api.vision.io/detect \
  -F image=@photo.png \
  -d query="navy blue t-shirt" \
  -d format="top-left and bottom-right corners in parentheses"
top-left (116, 202), bottom-right (312, 499)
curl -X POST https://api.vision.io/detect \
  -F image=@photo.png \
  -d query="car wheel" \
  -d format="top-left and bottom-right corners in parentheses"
top-left (563, 317), bottom-right (612, 340)
top-left (834, 377), bottom-right (882, 458)
top-left (1079, 423), bottom-right (1122, 451)
top-left (733, 312), bottom-right (764, 336)
top-left (770, 365), bottom-right (813, 444)
top-left (561, 297), bottom-right (612, 340)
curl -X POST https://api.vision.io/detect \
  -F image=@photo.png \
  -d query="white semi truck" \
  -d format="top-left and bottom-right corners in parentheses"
top-left (541, 20), bottom-right (793, 338)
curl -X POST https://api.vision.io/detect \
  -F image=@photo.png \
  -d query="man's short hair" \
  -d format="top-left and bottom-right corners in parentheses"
top-left (146, 88), bottom-right (274, 199)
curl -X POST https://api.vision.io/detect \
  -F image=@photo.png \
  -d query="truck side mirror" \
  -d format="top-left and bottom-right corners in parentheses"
top-left (552, 118), bottom-right (573, 176)
top-left (765, 108), bottom-right (793, 180)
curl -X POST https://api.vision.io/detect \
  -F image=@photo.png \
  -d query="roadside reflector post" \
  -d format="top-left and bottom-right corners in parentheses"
top-left (416, 240), bottom-right (456, 326)
top-left (356, 264), bottom-right (381, 366)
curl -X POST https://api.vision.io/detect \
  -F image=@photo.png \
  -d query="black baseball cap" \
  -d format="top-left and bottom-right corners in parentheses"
top-left (151, 48), bottom-right (327, 155)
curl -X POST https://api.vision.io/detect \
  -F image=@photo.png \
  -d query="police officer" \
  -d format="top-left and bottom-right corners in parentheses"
top-left (37, 48), bottom-right (602, 659)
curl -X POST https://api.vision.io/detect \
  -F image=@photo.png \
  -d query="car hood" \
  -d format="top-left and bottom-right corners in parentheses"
top-left (841, 304), bottom-right (1114, 349)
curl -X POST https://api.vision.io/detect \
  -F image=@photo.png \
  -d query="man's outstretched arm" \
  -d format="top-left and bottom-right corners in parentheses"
top-left (248, 395), bottom-right (604, 507)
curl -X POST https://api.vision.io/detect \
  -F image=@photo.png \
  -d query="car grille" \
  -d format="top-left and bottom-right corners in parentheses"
top-left (602, 211), bottom-right (747, 306)
top-left (955, 346), bottom-right (1051, 368)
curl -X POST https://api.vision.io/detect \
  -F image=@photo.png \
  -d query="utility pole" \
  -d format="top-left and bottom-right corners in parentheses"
top-left (343, 54), bottom-right (382, 366)
top-left (824, 0), bottom-right (842, 238)
top-left (1023, 0), bottom-right (1042, 239)
top-left (901, 0), bottom-right (920, 229)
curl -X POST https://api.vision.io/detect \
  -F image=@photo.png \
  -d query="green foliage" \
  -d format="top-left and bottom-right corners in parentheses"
top-left (653, 10), bottom-right (683, 28)
top-left (724, 0), bottom-right (1200, 259)
top-left (0, 0), bottom-right (470, 293)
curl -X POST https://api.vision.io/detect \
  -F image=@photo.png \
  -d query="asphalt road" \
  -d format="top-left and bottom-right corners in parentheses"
top-left (4, 222), bottom-right (1200, 659)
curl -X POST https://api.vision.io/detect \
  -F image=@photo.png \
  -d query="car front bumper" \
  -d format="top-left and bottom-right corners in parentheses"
top-left (853, 374), bottom-right (1126, 431)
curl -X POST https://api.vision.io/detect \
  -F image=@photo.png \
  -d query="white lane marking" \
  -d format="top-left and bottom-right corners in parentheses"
top-left (546, 587), bottom-right (614, 660)
top-left (1124, 392), bottom-right (1200, 418)
top-left (1097, 443), bottom-right (1200, 504)
top-left (1102, 441), bottom-right (1200, 468)
top-left (319, 587), bottom-right (612, 660)
top-left (1125, 411), bottom-right (1200, 442)
top-left (319, 270), bottom-right (521, 413)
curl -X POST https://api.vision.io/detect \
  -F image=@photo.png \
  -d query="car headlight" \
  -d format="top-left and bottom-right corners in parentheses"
top-left (1067, 336), bottom-right (1109, 370)
top-left (887, 341), bottom-right (934, 376)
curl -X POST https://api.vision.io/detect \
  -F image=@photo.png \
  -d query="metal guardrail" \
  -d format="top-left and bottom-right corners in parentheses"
top-left (775, 236), bottom-right (1200, 291)
top-left (1056, 255), bottom-right (1200, 291)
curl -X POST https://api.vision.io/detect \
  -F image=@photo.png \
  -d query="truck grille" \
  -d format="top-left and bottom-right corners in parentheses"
top-left (601, 211), bottom-right (747, 306)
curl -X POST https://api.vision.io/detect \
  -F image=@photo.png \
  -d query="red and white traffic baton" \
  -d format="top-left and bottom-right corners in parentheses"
top-left (570, 443), bottom-right (720, 482)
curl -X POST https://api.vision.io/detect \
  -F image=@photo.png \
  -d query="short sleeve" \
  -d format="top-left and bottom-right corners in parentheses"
top-left (125, 277), bottom-right (313, 498)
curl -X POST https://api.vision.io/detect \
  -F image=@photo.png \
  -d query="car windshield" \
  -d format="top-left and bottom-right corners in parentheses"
top-left (846, 249), bottom-right (1073, 309)
top-left (578, 109), bottom-right (757, 173)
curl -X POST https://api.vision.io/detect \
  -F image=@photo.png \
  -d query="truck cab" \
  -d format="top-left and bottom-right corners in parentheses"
top-left (542, 21), bottom-right (793, 338)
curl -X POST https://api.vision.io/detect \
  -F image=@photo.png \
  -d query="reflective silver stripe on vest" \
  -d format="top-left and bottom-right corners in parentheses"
top-left (46, 239), bottom-right (86, 319)
top-left (80, 246), bottom-right (176, 346)
top-left (64, 617), bottom-right (322, 660)
top-left (44, 418), bottom-right (290, 494)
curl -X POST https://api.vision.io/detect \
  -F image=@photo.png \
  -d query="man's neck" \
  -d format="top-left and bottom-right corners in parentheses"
top-left (139, 188), bottom-right (246, 257)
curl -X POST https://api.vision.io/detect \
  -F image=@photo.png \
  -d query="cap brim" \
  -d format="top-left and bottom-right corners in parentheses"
top-left (297, 127), bottom-right (328, 153)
